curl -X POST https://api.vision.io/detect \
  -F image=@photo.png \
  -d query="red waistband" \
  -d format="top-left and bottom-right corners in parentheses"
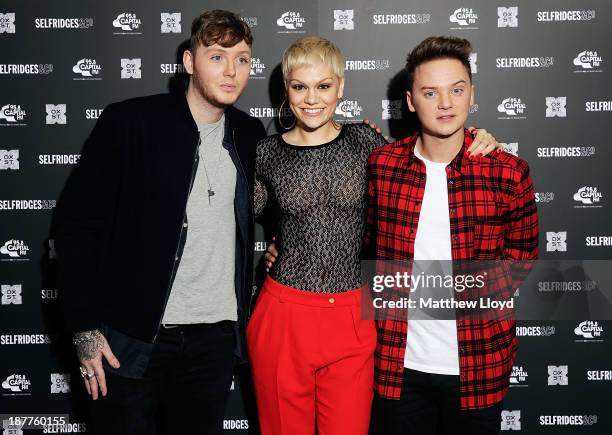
top-left (262, 275), bottom-right (361, 308)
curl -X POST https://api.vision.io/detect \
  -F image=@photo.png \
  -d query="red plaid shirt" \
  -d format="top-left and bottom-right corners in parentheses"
top-left (365, 130), bottom-right (538, 409)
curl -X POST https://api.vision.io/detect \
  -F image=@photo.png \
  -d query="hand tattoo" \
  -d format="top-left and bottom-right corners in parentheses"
top-left (73, 329), bottom-right (104, 361)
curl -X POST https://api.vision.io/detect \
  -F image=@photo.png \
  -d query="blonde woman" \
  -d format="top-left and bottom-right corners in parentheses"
top-left (247, 36), bottom-right (500, 435)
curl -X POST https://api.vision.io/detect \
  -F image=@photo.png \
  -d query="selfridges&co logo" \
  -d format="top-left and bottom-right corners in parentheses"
top-left (546, 231), bottom-right (567, 252)
top-left (449, 8), bottom-right (478, 28)
top-left (575, 321), bottom-right (603, 340)
top-left (469, 53), bottom-right (477, 73)
top-left (121, 59), bottom-right (142, 79)
top-left (72, 59), bottom-right (101, 79)
top-left (1, 284), bottom-right (22, 305)
top-left (546, 97), bottom-right (566, 117)
top-left (0, 104), bottom-right (26, 125)
top-left (335, 100), bottom-right (363, 119)
top-left (345, 59), bottom-right (390, 71)
top-left (382, 100), bottom-right (402, 120)
top-left (0, 13), bottom-right (16, 33)
top-left (573, 50), bottom-right (603, 72)
top-left (540, 415), bottom-right (598, 426)
top-left (372, 14), bottom-right (431, 25)
top-left (46, 104), bottom-right (66, 125)
top-left (498, 7), bottom-right (518, 27)
top-left (113, 13), bottom-right (142, 33)
top-left (537, 10), bottom-right (596, 22)
top-left (0, 150), bottom-right (19, 170)
top-left (501, 410), bottom-right (521, 431)
top-left (510, 366), bottom-right (528, 387)
top-left (535, 192), bottom-right (555, 203)
top-left (0, 240), bottom-right (29, 260)
top-left (501, 143), bottom-right (518, 156)
top-left (334, 10), bottom-right (354, 30)
top-left (573, 186), bottom-right (602, 207)
top-left (497, 98), bottom-right (526, 118)
top-left (496, 56), bottom-right (554, 68)
top-left (0, 200), bottom-right (56, 210)
top-left (0, 64), bottom-right (53, 75)
top-left (34, 17), bottom-right (93, 29)
top-left (548, 365), bottom-right (568, 385)
top-left (537, 146), bottom-right (596, 158)
top-left (276, 12), bottom-right (306, 32)
top-left (2, 374), bottom-right (31, 394)
top-left (160, 13), bottom-right (181, 33)
top-left (516, 325), bottom-right (556, 336)
top-left (250, 58), bottom-right (266, 79)
top-left (50, 373), bottom-right (70, 393)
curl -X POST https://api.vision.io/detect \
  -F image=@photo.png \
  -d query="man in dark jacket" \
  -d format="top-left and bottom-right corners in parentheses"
top-left (53, 10), bottom-right (266, 435)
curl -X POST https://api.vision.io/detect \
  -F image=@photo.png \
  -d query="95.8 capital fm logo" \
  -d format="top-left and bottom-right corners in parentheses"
top-left (573, 50), bottom-right (603, 72)
top-left (0, 104), bottom-right (26, 126)
top-left (276, 11), bottom-right (306, 33)
top-left (449, 8), bottom-right (478, 29)
top-left (72, 58), bottom-right (101, 80)
top-left (0, 239), bottom-right (29, 261)
top-left (113, 12), bottom-right (142, 34)
top-left (2, 374), bottom-right (31, 395)
top-left (497, 97), bottom-right (526, 119)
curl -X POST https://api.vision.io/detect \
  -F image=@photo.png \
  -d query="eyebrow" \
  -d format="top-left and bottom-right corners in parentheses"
top-left (205, 48), bottom-right (251, 56)
top-left (289, 77), bottom-right (335, 83)
top-left (419, 80), bottom-right (467, 90)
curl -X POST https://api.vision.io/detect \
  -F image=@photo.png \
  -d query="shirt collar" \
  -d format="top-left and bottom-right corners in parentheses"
top-left (405, 128), bottom-right (475, 174)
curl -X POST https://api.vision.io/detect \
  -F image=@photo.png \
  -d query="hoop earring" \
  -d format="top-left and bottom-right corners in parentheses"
top-left (278, 99), bottom-right (296, 130)
top-left (332, 97), bottom-right (344, 130)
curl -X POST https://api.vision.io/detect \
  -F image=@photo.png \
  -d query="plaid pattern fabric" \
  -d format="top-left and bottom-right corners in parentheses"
top-left (365, 130), bottom-right (538, 409)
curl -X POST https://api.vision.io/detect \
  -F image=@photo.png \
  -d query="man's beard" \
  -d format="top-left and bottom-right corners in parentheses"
top-left (191, 68), bottom-right (230, 109)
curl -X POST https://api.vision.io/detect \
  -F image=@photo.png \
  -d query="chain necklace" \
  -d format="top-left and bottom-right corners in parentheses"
top-left (198, 120), bottom-right (224, 205)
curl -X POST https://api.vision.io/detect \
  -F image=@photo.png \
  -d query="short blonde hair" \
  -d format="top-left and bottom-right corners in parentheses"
top-left (281, 36), bottom-right (345, 86)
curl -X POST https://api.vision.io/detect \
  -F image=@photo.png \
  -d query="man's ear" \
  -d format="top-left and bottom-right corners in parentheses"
top-left (470, 84), bottom-right (475, 107)
top-left (406, 90), bottom-right (416, 112)
top-left (183, 49), bottom-right (194, 75)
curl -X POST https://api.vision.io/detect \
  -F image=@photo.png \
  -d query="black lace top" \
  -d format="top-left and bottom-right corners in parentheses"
top-left (255, 123), bottom-right (388, 293)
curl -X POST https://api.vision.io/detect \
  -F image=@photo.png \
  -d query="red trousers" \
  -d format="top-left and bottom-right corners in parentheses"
top-left (247, 276), bottom-right (376, 435)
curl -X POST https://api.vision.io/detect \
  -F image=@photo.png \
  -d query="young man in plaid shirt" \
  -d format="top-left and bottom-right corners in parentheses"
top-left (366, 36), bottom-right (538, 434)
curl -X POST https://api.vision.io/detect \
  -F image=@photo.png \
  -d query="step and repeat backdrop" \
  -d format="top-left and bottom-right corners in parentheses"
top-left (1, 0), bottom-right (611, 433)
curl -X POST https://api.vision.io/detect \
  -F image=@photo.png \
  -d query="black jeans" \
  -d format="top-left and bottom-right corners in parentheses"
top-left (370, 368), bottom-right (502, 435)
top-left (90, 321), bottom-right (236, 435)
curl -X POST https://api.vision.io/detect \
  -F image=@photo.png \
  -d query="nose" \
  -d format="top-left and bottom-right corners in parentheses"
top-left (304, 88), bottom-right (317, 105)
top-left (438, 92), bottom-right (452, 110)
top-left (224, 59), bottom-right (236, 77)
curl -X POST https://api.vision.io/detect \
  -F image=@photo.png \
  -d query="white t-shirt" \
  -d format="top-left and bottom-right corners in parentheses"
top-left (403, 145), bottom-right (460, 375)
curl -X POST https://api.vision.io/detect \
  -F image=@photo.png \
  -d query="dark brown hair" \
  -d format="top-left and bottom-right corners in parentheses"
top-left (405, 36), bottom-right (472, 91)
top-left (189, 10), bottom-right (253, 52)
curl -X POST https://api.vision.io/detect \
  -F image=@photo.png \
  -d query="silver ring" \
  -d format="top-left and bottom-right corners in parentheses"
top-left (79, 366), bottom-right (95, 380)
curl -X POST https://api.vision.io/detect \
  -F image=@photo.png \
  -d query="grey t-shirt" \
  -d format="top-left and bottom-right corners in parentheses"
top-left (162, 115), bottom-right (238, 324)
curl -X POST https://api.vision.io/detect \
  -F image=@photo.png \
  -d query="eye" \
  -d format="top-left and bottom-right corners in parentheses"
top-left (318, 83), bottom-right (332, 90)
top-left (291, 84), bottom-right (305, 91)
top-left (238, 57), bottom-right (250, 64)
top-left (210, 55), bottom-right (222, 61)
top-left (424, 90), bottom-right (436, 98)
top-left (452, 88), bottom-right (464, 95)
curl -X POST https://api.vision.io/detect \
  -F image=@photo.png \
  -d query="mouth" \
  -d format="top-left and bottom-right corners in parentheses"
top-left (301, 108), bottom-right (325, 117)
top-left (220, 83), bottom-right (237, 92)
top-left (437, 114), bottom-right (455, 122)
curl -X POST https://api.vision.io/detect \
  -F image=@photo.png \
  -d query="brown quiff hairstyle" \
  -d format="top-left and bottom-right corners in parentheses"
top-left (405, 36), bottom-right (473, 91)
top-left (189, 10), bottom-right (253, 53)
